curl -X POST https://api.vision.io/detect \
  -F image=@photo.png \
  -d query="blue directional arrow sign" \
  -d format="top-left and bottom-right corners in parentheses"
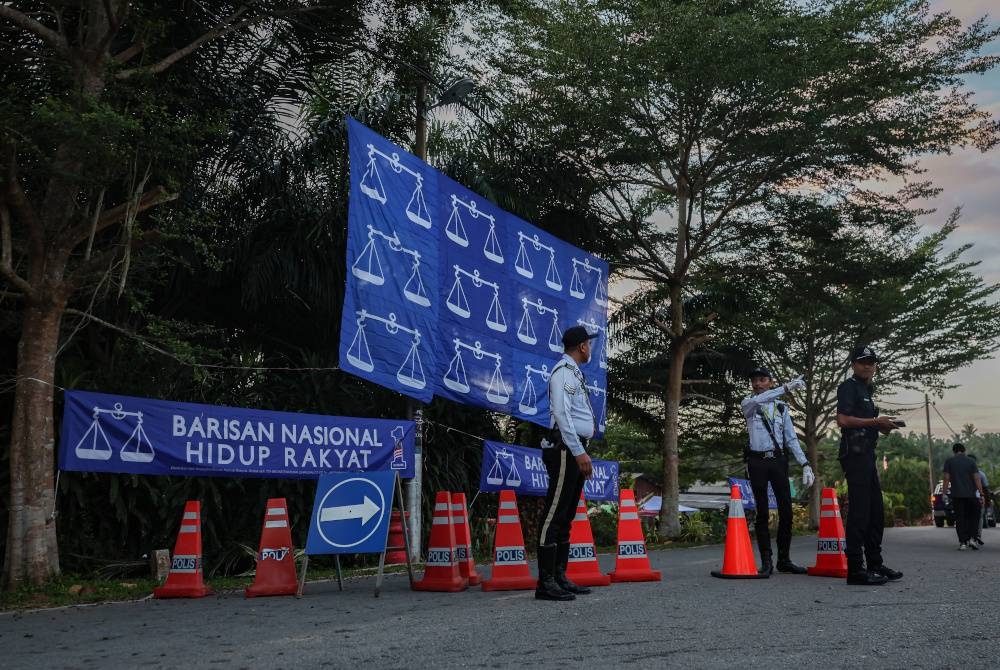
top-left (305, 470), bottom-right (396, 555)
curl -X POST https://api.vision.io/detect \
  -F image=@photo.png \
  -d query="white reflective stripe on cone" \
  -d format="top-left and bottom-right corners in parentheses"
top-left (619, 512), bottom-right (639, 520)
top-left (265, 520), bottom-right (287, 528)
top-left (183, 512), bottom-right (198, 520)
top-left (267, 507), bottom-right (284, 516)
top-left (179, 524), bottom-right (198, 533)
top-left (434, 503), bottom-right (450, 511)
top-left (432, 516), bottom-right (450, 525)
top-left (498, 515), bottom-right (519, 523)
top-left (499, 501), bottom-right (517, 509)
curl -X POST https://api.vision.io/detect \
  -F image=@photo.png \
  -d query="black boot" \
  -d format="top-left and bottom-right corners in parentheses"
top-left (758, 550), bottom-right (774, 576)
top-left (535, 544), bottom-right (575, 601)
top-left (554, 542), bottom-right (591, 595)
top-left (846, 555), bottom-right (887, 586)
top-left (776, 551), bottom-right (807, 574)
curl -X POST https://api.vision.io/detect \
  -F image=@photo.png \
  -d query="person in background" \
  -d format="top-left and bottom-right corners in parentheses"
top-left (942, 444), bottom-right (985, 551)
top-left (968, 454), bottom-right (989, 546)
top-left (741, 367), bottom-right (814, 576)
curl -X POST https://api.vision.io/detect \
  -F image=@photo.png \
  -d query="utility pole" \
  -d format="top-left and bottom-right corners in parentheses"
top-left (405, 79), bottom-right (429, 561)
top-left (925, 393), bottom-right (934, 495)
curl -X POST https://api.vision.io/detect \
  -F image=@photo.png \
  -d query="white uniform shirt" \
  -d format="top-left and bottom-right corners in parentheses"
top-left (741, 385), bottom-right (807, 466)
top-left (546, 354), bottom-right (595, 457)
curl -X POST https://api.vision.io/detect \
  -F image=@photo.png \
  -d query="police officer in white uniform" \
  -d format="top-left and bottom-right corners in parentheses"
top-left (742, 367), bottom-right (814, 576)
top-left (535, 325), bottom-right (597, 601)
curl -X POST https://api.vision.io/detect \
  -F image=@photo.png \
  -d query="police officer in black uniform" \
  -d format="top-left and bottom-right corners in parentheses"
top-left (836, 345), bottom-right (904, 585)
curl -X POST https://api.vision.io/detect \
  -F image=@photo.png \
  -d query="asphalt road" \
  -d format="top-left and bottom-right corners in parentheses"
top-left (3, 526), bottom-right (998, 670)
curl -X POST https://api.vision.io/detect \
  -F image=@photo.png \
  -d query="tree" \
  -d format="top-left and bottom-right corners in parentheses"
top-left (716, 193), bottom-right (1000, 520)
top-left (0, 1), bottom-right (365, 587)
top-left (474, 0), bottom-right (999, 535)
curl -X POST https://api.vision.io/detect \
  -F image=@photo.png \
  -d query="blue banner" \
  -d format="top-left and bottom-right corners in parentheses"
top-left (479, 440), bottom-right (619, 502)
top-left (58, 390), bottom-right (415, 479)
top-left (727, 477), bottom-right (777, 511)
top-left (341, 118), bottom-right (609, 433)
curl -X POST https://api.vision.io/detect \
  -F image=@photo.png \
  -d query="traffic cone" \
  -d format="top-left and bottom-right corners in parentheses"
top-left (245, 498), bottom-right (297, 597)
top-left (385, 510), bottom-right (409, 566)
top-left (412, 492), bottom-right (467, 592)
top-left (565, 493), bottom-right (611, 587)
top-left (153, 500), bottom-right (211, 598)
top-left (609, 489), bottom-right (662, 583)
top-left (481, 490), bottom-right (537, 591)
top-left (451, 492), bottom-right (482, 586)
top-left (807, 488), bottom-right (848, 578)
top-left (711, 485), bottom-right (769, 579)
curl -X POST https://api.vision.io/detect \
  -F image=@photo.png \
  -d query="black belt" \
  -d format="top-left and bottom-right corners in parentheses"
top-left (747, 449), bottom-right (785, 460)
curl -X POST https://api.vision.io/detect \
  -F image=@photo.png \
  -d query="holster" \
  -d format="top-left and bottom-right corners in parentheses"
top-left (839, 428), bottom-right (872, 459)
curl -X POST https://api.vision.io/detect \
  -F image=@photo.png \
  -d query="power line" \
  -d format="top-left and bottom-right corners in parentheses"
top-left (931, 403), bottom-right (960, 437)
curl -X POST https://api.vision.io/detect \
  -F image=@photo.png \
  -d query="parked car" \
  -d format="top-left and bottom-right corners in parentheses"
top-left (932, 481), bottom-right (953, 527)
top-left (932, 480), bottom-right (997, 528)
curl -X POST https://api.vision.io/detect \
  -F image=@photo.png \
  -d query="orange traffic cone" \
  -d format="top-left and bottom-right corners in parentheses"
top-left (565, 493), bottom-right (611, 587)
top-left (481, 490), bottom-right (537, 591)
top-left (245, 498), bottom-right (297, 597)
top-left (711, 485), bottom-right (769, 579)
top-left (413, 491), bottom-right (467, 592)
top-left (609, 489), bottom-right (662, 583)
top-left (807, 488), bottom-right (848, 578)
top-left (451, 492), bottom-right (482, 586)
top-left (154, 500), bottom-right (211, 598)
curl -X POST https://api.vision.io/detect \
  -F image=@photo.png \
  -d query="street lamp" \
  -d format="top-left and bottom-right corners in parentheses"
top-left (414, 76), bottom-right (476, 161)
top-left (406, 74), bottom-right (476, 561)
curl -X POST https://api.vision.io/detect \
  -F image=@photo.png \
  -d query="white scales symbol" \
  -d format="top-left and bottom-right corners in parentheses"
top-left (358, 143), bottom-right (432, 228)
top-left (517, 297), bottom-right (562, 353)
top-left (345, 309), bottom-right (426, 390)
top-left (514, 231), bottom-right (562, 291)
top-left (74, 403), bottom-right (156, 463)
top-left (446, 194), bottom-right (505, 265)
top-left (443, 338), bottom-right (511, 405)
top-left (486, 448), bottom-right (521, 487)
top-left (446, 265), bottom-right (507, 333)
top-left (351, 224), bottom-right (430, 307)
top-left (585, 381), bottom-right (608, 433)
top-left (576, 318), bottom-right (608, 370)
top-left (569, 257), bottom-right (608, 307)
top-left (518, 364), bottom-right (551, 416)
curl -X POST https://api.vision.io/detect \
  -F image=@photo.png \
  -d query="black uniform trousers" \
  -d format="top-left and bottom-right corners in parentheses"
top-left (953, 497), bottom-right (979, 544)
top-left (841, 451), bottom-right (884, 568)
top-left (538, 442), bottom-right (586, 547)
top-left (747, 454), bottom-right (793, 558)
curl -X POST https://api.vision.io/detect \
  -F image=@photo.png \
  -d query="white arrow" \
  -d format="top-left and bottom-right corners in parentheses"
top-left (319, 496), bottom-right (380, 525)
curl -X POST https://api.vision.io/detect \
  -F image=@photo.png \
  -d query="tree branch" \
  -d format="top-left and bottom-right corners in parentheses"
top-left (66, 185), bottom-right (177, 249)
top-left (116, 5), bottom-right (326, 80)
top-left (112, 39), bottom-right (145, 64)
top-left (0, 203), bottom-right (33, 296)
top-left (0, 5), bottom-right (68, 55)
top-left (64, 229), bottom-right (160, 293)
top-left (3, 143), bottom-right (44, 266)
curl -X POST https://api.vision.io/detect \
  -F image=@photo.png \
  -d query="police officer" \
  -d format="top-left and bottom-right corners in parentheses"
top-left (836, 345), bottom-right (903, 585)
top-left (535, 325), bottom-right (597, 602)
top-left (742, 367), bottom-right (814, 576)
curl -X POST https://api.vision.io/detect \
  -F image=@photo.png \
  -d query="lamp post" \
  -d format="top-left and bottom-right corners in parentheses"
top-left (406, 75), bottom-right (476, 561)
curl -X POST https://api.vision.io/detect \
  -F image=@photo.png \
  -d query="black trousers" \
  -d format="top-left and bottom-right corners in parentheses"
top-left (841, 452), bottom-right (884, 568)
top-left (747, 455), bottom-right (793, 558)
top-left (953, 497), bottom-right (979, 544)
top-left (538, 444), bottom-right (586, 547)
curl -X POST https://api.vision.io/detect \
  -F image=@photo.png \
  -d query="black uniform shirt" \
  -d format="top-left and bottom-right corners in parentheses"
top-left (942, 454), bottom-right (979, 498)
top-left (836, 375), bottom-right (879, 446)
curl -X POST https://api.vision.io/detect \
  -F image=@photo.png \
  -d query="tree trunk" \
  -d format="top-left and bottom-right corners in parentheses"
top-left (4, 296), bottom-right (66, 588)
top-left (658, 341), bottom-right (686, 538)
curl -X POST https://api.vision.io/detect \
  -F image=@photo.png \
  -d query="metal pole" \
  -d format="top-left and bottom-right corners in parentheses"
top-left (404, 83), bottom-right (428, 560)
top-left (925, 393), bottom-right (934, 495)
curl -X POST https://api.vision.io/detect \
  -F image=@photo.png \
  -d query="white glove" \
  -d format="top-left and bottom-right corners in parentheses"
top-left (802, 464), bottom-right (815, 488)
top-left (786, 376), bottom-right (806, 392)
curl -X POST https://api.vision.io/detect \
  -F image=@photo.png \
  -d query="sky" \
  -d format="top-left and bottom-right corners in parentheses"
top-left (883, 1), bottom-right (1000, 436)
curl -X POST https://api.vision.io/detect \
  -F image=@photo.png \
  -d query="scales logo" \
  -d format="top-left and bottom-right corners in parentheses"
top-left (74, 402), bottom-right (156, 463)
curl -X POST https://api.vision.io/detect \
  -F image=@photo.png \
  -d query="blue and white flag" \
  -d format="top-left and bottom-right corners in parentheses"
top-left (340, 118), bottom-right (610, 434)
top-left (479, 440), bottom-right (619, 502)
top-left (58, 390), bottom-right (415, 479)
